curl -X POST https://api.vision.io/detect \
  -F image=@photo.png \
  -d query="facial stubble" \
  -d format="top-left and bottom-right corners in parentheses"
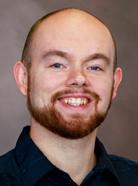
top-left (27, 72), bottom-right (113, 139)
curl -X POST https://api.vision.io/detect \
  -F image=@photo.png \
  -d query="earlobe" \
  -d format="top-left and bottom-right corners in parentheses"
top-left (112, 67), bottom-right (123, 99)
top-left (13, 61), bottom-right (28, 95)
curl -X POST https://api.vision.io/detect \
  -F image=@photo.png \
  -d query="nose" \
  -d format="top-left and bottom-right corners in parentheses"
top-left (66, 68), bottom-right (89, 88)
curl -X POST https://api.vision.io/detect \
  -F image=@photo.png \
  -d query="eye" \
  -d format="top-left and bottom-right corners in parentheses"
top-left (50, 63), bottom-right (65, 69)
top-left (87, 65), bottom-right (103, 71)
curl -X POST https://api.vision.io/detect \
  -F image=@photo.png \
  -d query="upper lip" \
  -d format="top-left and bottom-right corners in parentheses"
top-left (58, 93), bottom-right (93, 102)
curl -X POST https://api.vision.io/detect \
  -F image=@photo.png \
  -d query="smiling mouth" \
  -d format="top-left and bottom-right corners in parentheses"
top-left (58, 96), bottom-right (91, 107)
top-left (63, 97), bottom-right (88, 106)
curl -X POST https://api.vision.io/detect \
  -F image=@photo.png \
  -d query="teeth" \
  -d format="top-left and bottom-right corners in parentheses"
top-left (63, 98), bottom-right (88, 106)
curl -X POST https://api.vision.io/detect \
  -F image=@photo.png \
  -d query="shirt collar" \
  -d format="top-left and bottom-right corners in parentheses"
top-left (14, 126), bottom-right (55, 186)
top-left (88, 138), bottom-right (121, 185)
top-left (14, 126), bottom-right (121, 186)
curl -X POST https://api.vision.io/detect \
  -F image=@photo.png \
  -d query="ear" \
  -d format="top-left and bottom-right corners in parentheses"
top-left (13, 61), bottom-right (28, 96)
top-left (112, 67), bottom-right (123, 99)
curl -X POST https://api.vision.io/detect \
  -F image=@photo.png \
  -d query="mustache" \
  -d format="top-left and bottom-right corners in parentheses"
top-left (51, 88), bottom-right (100, 103)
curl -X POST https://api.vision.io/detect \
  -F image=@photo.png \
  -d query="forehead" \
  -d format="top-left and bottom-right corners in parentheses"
top-left (31, 10), bottom-right (115, 61)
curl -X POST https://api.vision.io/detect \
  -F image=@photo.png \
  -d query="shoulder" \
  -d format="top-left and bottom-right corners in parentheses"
top-left (109, 154), bottom-right (138, 171)
top-left (0, 150), bottom-right (22, 185)
top-left (0, 150), bottom-right (15, 172)
top-left (109, 154), bottom-right (138, 185)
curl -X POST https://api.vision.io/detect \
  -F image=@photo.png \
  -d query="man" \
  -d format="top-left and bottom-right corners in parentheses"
top-left (0, 8), bottom-right (137, 186)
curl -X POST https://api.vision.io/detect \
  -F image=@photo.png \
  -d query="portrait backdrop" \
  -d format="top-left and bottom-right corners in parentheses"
top-left (0, 0), bottom-right (138, 161)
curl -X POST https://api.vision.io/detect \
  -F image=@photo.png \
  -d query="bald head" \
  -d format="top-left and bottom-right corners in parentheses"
top-left (22, 8), bottom-right (117, 69)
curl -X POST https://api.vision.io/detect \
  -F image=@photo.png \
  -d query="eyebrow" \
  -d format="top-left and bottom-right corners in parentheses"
top-left (84, 53), bottom-right (110, 65)
top-left (42, 50), bottom-right (110, 65)
top-left (42, 50), bottom-right (70, 59)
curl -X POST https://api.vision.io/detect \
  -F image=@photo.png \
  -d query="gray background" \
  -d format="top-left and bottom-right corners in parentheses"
top-left (0, 0), bottom-right (138, 161)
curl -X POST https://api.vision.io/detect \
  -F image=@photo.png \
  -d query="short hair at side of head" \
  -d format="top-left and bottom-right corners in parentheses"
top-left (21, 7), bottom-right (117, 70)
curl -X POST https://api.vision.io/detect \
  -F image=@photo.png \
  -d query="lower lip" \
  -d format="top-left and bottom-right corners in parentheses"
top-left (58, 99), bottom-right (92, 111)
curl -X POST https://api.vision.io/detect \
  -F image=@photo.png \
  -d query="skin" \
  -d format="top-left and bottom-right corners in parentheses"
top-left (13, 9), bottom-right (122, 184)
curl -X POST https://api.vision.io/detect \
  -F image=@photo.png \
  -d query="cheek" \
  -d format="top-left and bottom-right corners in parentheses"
top-left (93, 77), bottom-right (114, 101)
top-left (30, 71), bottom-right (67, 100)
top-left (94, 81), bottom-right (113, 113)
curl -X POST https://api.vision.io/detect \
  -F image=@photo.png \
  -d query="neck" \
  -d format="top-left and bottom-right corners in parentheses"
top-left (30, 120), bottom-right (97, 185)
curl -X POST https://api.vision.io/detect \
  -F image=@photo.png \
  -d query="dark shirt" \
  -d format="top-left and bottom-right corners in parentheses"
top-left (0, 126), bottom-right (138, 186)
